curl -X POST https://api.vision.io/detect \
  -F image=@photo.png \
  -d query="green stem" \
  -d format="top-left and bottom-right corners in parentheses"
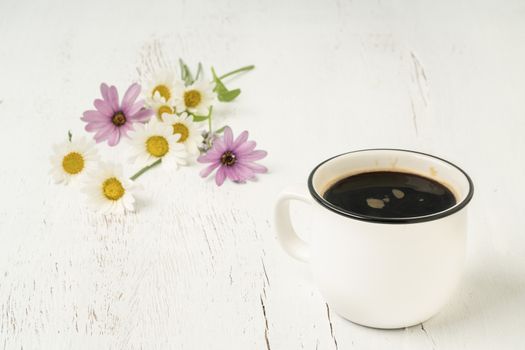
top-left (207, 106), bottom-right (213, 133)
top-left (219, 65), bottom-right (255, 80)
top-left (130, 158), bottom-right (162, 181)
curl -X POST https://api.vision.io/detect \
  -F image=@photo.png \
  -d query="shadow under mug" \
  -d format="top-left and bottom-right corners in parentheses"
top-left (274, 149), bottom-right (474, 329)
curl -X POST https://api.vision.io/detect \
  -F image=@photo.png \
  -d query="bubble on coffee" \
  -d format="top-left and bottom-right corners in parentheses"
top-left (366, 198), bottom-right (386, 209)
top-left (323, 171), bottom-right (457, 218)
top-left (392, 189), bottom-right (405, 199)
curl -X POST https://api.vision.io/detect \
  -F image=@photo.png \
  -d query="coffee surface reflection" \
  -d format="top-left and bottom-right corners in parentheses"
top-left (323, 171), bottom-right (457, 218)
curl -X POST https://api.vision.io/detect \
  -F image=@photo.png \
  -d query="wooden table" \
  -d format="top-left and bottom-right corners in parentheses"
top-left (1, 0), bottom-right (524, 348)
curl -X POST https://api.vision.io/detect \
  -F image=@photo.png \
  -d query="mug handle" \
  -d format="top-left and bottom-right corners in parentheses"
top-left (274, 185), bottom-right (312, 262)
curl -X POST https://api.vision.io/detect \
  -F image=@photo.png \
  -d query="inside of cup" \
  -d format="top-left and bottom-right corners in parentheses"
top-left (309, 149), bottom-right (473, 222)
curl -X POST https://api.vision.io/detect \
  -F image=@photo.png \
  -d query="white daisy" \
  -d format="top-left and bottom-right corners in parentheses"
top-left (50, 137), bottom-right (99, 184)
top-left (173, 78), bottom-right (216, 116)
top-left (83, 162), bottom-right (137, 214)
top-left (128, 119), bottom-right (188, 169)
top-left (149, 94), bottom-right (176, 121)
top-left (161, 112), bottom-right (204, 155)
top-left (144, 69), bottom-right (179, 107)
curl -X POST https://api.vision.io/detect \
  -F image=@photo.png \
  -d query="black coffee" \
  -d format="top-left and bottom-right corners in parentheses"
top-left (323, 171), bottom-right (456, 218)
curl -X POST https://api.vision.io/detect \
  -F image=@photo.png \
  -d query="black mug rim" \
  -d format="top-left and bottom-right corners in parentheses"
top-left (307, 149), bottom-right (474, 224)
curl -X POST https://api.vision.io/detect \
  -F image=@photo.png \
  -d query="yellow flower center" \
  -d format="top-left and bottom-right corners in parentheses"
top-left (157, 105), bottom-right (174, 120)
top-left (152, 84), bottom-right (171, 101)
top-left (102, 177), bottom-right (125, 201)
top-left (184, 90), bottom-right (202, 108)
top-left (146, 136), bottom-right (169, 157)
top-left (62, 152), bottom-right (85, 175)
top-left (172, 122), bottom-right (189, 143)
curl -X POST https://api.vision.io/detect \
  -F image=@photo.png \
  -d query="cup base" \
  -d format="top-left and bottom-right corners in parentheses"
top-left (333, 308), bottom-right (436, 330)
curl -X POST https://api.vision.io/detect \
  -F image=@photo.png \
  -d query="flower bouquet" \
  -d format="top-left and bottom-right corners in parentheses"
top-left (50, 60), bottom-right (267, 214)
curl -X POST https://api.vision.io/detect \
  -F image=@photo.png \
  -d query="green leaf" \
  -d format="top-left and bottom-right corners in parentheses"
top-left (192, 115), bottom-right (209, 122)
top-left (211, 67), bottom-right (228, 94)
top-left (183, 66), bottom-right (193, 85)
top-left (211, 67), bottom-right (242, 102)
top-left (179, 59), bottom-right (185, 80)
top-left (218, 88), bottom-right (241, 102)
top-left (179, 58), bottom-right (194, 86)
top-left (195, 62), bottom-right (203, 81)
top-left (68, 130), bottom-right (72, 142)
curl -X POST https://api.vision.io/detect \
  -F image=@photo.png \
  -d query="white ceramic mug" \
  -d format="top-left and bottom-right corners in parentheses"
top-left (274, 149), bottom-right (474, 329)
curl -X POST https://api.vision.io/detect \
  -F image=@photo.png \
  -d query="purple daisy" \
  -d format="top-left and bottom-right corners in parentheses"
top-left (81, 83), bottom-right (153, 146)
top-left (198, 127), bottom-right (268, 186)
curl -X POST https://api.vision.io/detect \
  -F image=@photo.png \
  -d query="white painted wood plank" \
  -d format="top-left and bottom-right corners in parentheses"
top-left (0, 0), bottom-right (524, 348)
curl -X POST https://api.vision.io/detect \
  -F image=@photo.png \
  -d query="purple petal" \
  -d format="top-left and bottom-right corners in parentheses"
top-left (130, 108), bottom-right (153, 123)
top-left (94, 125), bottom-right (116, 143)
top-left (200, 161), bottom-right (221, 177)
top-left (82, 110), bottom-right (108, 122)
top-left (107, 129), bottom-right (121, 146)
top-left (124, 100), bottom-right (146, 116)
top-left (198, 151), bottom-right (221, 163)
top-left (229, 166), bottom-right (249, 182)
top-left (215, 166), bottom-right (227, 186)
top-left (94, 124), bottom-right (115, 137)
top-left (212, 139), bottom-right (227, 153)
top-left (235, 163), bottom-right (256, 179)
top-left (241, 161), bottom-right (268, 173)
top-left (94, 99), bottom-right (113, 116)
top-left (122, 83), bottom-right (141, 109)
top-left (223, 127), bottom-right (233, 147)
top-left (235, 141), bottom-right (256, 156)
top-left (231, 130), bottom-right (249, 151)
top-left (197, 155), bottom-right (209, 163)
top-left (108, 85), bottom-right (119, 112)
top-left (119, 122), bottom-right (134, 134)
top-left (223, 166), bottom-right (236, 181)
top-left (119, 129), bottom-right (131, 139)
top-left (94, 134), bottom-right (108, 143)
top-left (85, 121), bottom-right (110, 132)
top-left (100, 83), bottom-right (111, 102)
top-left (224, 167), bottom-right (237, 181)
top-left (241, 150), bottom-right (267, 161)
